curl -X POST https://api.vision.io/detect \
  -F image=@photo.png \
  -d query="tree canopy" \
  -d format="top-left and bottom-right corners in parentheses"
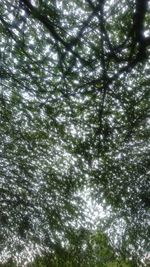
top-left (0, 0), bottom-right (150, 265)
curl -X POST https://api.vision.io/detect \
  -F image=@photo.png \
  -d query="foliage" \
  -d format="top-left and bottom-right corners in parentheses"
top-left (26, 230), bottom-right (134, 267)
top-left (0, 0), bottom-right (150, 265)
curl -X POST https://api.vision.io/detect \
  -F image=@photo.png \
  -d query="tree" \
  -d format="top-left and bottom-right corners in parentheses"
top-left (0, 229), bottom-right (135, 267)
top-left (26, 229), bottom-right (134, 267)
top-left (0, 0), bottom-right (149, 265)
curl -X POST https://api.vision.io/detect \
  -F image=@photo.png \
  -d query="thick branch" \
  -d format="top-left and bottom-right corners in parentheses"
top-left (134, 0), bottom-right (148, 42)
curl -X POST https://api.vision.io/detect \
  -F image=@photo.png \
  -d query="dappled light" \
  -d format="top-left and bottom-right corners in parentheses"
top-left (0, 0), bottom-right (150, 266)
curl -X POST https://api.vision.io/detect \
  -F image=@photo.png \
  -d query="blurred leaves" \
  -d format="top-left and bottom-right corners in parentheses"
top-left (0, 0), bottom-right (150, 265)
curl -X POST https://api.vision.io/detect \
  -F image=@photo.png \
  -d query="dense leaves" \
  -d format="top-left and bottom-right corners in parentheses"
top-left (0, 0), bottom-right (150, 265)
top-left (0, 230), bottom-right (135, 267)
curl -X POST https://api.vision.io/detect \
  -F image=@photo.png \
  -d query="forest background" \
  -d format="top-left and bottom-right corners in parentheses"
top-left (0, 0), bottom-right (150, 266)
